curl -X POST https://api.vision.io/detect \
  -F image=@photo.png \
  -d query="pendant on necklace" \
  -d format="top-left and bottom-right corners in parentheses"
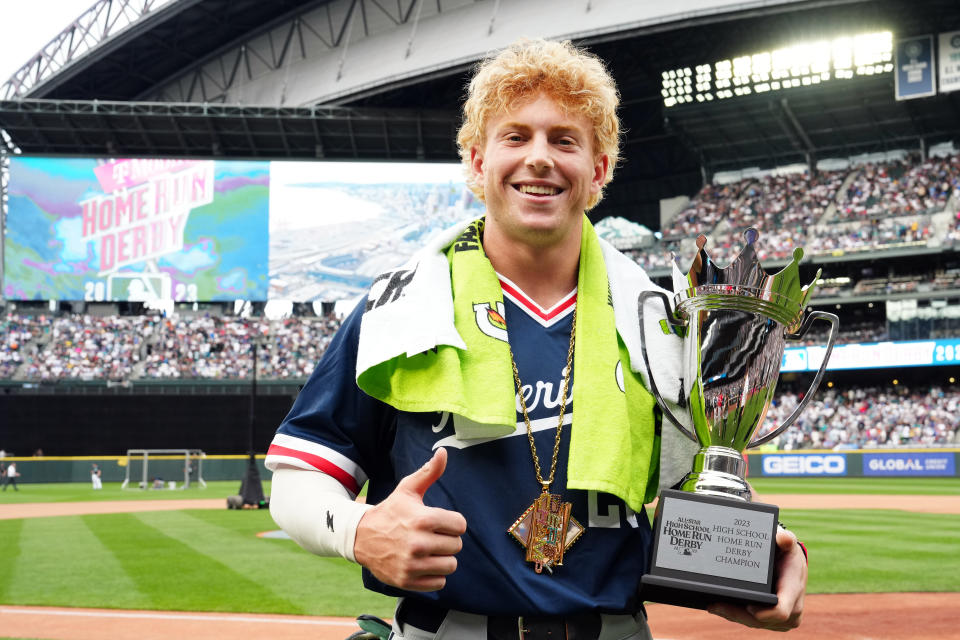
top-left (508, 491), bottom-right (584, 574)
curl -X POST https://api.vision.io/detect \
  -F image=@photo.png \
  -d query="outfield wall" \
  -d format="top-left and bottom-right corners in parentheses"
top-left (746, 449), bottom-right (960, 478)
top-left (0, 454), bottom-right (269, 484)
top-left (7, 449), bottom-right (959, 484)
top-left (0, 390), bottom-right (296, 455)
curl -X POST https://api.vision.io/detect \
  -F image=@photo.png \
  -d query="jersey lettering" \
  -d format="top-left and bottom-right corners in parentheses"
top-left (516, 365), bottom-right (573, 413)
top-left (588, 491), bottom-right (641, 529)
top-left (431, 411), bottom-right (450, 433)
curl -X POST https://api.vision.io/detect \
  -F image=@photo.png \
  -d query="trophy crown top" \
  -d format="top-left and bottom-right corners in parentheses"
top-left (671, 228), bottom-right (821, 327)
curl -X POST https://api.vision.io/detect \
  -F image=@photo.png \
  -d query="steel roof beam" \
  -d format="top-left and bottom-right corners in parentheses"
top-left (1, 0), bottom-right (188, 100)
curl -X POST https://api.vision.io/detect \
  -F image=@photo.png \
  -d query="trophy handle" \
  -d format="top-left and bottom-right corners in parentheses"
top-left (638, 290), bottom-right (698, 443)
top-left (749, 310), bottom-right (840, 448)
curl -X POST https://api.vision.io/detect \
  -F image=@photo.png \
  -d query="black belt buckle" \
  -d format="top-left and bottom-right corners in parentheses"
top-left (488, 611), bottom-right (603, 640)
top-left (517, 615), bottom-right (567, 640)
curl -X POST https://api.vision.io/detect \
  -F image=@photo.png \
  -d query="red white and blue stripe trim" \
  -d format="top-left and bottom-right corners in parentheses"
top-left (265, 433), bottom-right (368, 497)
top-left (497, 274), bottom-right (577, 328)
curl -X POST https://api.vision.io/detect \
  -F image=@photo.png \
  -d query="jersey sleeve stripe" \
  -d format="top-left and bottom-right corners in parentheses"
top-left (266, 444), bottom-right (361, 496)
top-left (269, 432), bottom-right (369, 486)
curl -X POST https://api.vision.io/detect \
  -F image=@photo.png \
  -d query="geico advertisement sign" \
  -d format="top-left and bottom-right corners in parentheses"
top-left (762, 454), bottom-right (847, 476)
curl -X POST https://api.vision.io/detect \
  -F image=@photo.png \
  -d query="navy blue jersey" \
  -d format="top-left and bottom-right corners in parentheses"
top-left (266, 276), bottom-right (653, 616)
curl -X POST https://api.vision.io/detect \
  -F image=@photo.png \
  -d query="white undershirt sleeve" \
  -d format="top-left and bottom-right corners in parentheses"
top-left (269, 466), bottom-right (372, 562)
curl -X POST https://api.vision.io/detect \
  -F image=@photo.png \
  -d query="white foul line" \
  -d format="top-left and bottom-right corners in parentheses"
top-left (0, 607), bottom-right (357, 627)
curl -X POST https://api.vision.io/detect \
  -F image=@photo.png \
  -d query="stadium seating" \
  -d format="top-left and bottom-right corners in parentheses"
top-left (0, 313), bottom-right (343, 381)
top-left (635, 152), bottom-right (960, 270)
top-left (767, 385), bottom-right (960, 449)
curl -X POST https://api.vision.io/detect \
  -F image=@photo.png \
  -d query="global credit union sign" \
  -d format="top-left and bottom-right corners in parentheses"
top-left (761, 454), bottom-right (847, 476)
top-left (863, 452), bottom-right (956, 476)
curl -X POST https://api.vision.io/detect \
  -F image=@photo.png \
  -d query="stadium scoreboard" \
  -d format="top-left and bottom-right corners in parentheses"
top-left (3, 156), bottom-right (479, 303)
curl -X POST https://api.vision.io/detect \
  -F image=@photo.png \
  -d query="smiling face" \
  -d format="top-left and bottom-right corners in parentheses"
top-left (470, 93), bottom-right (609, 251)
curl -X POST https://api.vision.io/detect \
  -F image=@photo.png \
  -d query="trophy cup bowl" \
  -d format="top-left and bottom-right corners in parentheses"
top-left (638, 229), bottom-right (838, 609)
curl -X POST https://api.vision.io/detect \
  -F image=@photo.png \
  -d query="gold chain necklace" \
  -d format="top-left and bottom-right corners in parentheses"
top-left (506, 305), bottom-right (584, 574)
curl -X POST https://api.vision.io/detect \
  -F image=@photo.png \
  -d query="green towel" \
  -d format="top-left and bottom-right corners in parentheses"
top-left (357, 216), bottom-right (660, 511)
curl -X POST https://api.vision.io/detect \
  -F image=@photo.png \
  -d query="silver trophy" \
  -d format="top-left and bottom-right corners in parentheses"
top-left (638, 229), bottom-right (838, 608)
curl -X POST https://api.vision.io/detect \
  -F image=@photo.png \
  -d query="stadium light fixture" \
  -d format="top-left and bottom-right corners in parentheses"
top-left (833, 37), bottom-right (853, 69)
top-left (810, 42), bottom-right (831, 74)
top-left (662, 30), bottom-right (893, 107)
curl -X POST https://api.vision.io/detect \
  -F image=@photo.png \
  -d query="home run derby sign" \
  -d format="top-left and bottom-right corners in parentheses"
top-left (82, 159), bottom-right (214, 273)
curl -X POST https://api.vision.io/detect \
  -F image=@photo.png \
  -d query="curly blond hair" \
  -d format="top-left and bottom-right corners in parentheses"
top-left (456, 38), bottom-right (620, 210)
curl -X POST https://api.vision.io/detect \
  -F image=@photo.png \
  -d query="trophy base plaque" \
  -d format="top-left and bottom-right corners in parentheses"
top-left (640, 490), bottom-right (779, 609)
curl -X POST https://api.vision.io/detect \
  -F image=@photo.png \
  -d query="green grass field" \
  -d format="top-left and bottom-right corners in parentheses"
top-left (750, 477), bottom-right (960, 495)
top-left (0, 477), bottom-right (957, 618)
top-left (0, 481), bottom-right (271, 504)
top-left (0, 506), bottom-right (395, 617)
top-left (4, 477), bottom-right (954, 504)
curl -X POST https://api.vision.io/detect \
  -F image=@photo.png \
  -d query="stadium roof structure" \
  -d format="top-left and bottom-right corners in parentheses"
top-left (0, 99), bottom-right (459, 160)
top-left (0, 0), bottom-right (322, 102)
top-left (2, 0), bottom-right (960, 229)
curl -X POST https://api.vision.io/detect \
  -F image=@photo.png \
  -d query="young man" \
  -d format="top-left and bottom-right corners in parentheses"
top-left (267, 39), bottom-right (806, 639)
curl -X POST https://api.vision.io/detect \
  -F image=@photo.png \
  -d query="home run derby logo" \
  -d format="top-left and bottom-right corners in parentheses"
top-left (474, 302), bottom-right (508, 342)
top-left (662, 516), bottom-right (712, 556)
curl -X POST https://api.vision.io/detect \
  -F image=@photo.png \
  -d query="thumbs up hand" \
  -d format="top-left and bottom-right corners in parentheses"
top-left (354, 448), bottom-right (467, 591)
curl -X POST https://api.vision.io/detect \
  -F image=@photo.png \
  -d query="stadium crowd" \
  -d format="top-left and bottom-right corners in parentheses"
top-left (5, 308), bottom-right (907, 381)
top-left (0, 314), bottom-right (47, 379)
top-left (833, 153), bottom-right (960, 222)
top-left (659, 182), bottom-right (744, 240)
top-left (768, 385), bottom-right (960, 449)
top-left (800, 320), bottom-right (889, 346)
top-left (634, 152), bottom-right (960, 271)
top-left (37, 315), bottom-right (148, 380)
top-left (260, 314), bottom-right (342, 379)
top-left (143, 316), bottom-right (266, 379)
top-left (0, 312), bottom-right (343, 381)
top-left (709, 169), bottom-right (846, 264)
